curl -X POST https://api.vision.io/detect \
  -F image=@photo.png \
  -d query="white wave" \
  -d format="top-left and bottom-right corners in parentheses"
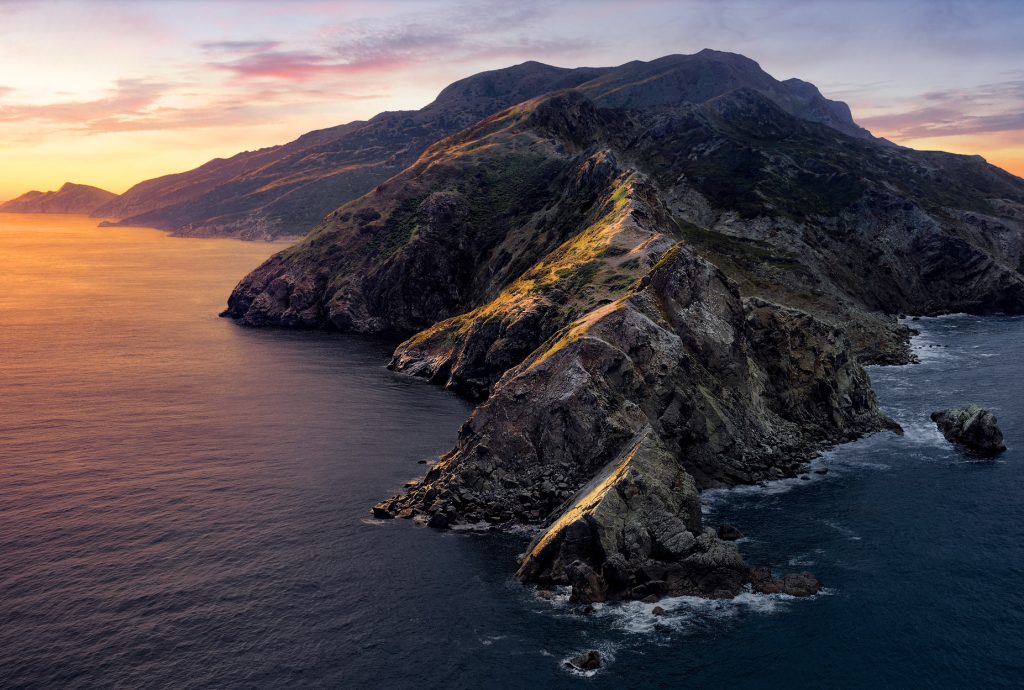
top-left (701, 475), bottom-right (810, 511)
top-left (448, 520), bottom-right (495, 532)
top-left (582, 586), bottom-right (828, 637)
top-left (787, 549), bottom-right (824, 567)
top-left (896, 418), bottom-right (950, 448)
top-left (824, 520), bottom-right (861, 541)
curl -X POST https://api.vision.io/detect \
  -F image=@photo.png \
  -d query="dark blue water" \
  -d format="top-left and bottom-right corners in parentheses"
top-left (2, 218), bottom-right (1023, 688)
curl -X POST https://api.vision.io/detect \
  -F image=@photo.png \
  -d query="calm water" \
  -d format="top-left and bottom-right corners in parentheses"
top-left (1, 214), bottom-right (1022, 689)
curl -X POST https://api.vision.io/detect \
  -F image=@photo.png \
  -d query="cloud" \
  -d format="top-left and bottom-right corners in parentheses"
top-left (0, 79), bottom-right (167, 127)
top-left (210, 0), bottom-right (595, 82)
top-left (212, 49), bottom-right (408, 81)
top-left (860, 77), bottom-right (1024, 140)
top-left (199, 40), bottom-right (282, 54)
top-left (0, 75), bottom-right (385, 139)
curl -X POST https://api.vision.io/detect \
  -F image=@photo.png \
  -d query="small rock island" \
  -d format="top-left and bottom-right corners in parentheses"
top-left (931, 405), bottom-right (1007, 456)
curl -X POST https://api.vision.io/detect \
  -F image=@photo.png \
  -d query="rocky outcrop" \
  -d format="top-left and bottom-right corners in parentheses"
top-left (0, 183), bottom-right (116, 215)
top-left (222, 52), bottom-right (1024, 604)
top-left (931, 405), bottom-right (1007, 455)
top-left (387, 160), bottom-right (677, 400)
top-left (749, 568), bottom-right (823, 597)
top-left (374, 247), bottom-right (892, 601)
top-left (565, 650), bottom-right (602, 671)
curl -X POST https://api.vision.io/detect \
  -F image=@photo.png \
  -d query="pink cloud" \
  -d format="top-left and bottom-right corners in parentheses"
top-left (0, 80), bottom-right (166, 125)
top-left (860, 78), bottom-right (1024, 139)
top-left (212, 50), bottom-right (410, 82)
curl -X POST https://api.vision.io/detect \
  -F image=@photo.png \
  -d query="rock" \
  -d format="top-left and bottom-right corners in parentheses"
top-left (652, 606), bottom-right (666, 616)
top-left (641, 594), bottom-right (660, 604)
top-left (417, 460), bottom-right (427, 464)
top-left (565, 650), bottom-right (601, 671)
top-left (931, 405), bottom-right (1007, 455)
top-left (566, 561), bottom-right (608, 604)
top-left (717, 525), bottom-right (744, 541)
top-left (799, 475), bottom-right (810, 481)
top-left (749, 567), bottom-right (823, 597)
top-left (371, 503), bottom-right (394, 519)
top-left (814, 468), bottom-right (829, 475)
top-left (537, 590), bottom-right (553, 600)
top-left (427, 512), bottom-right (449, 529)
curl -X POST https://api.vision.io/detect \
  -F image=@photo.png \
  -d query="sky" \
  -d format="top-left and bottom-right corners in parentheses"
top-left (1, 0), bottom-right (1023, 201)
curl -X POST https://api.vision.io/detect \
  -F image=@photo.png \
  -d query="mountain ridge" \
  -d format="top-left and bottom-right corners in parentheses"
top-left (26, 50), bottom-right (876, 240)
top-left (0, 183), bottom-right (117, 215)
top-left (223, 55), bottom-right (1024, 602)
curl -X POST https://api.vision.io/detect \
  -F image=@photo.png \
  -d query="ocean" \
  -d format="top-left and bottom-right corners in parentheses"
top-left (1, 214), bottom-right (1022, 688)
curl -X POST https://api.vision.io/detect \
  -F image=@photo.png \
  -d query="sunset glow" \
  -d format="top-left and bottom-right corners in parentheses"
top-left (2, 0), bottom-right (1023, 201)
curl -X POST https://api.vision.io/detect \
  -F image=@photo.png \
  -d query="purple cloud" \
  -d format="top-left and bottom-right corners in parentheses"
top-left (199, 40), bottom-right (281, 53)
top-left (209, 1), bottom-right (594, 82)
top-left (860, 78), bottom-right (1024, 139)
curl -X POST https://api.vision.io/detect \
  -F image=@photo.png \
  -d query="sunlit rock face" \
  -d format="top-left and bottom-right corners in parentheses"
top-left (377, 248), bottom-right (884, 601)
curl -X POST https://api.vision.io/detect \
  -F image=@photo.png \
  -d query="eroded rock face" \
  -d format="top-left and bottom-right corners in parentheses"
top-left (931, 405), bottom-right (1007, 455)
top-left (376, 246), bottom-right (894, 601)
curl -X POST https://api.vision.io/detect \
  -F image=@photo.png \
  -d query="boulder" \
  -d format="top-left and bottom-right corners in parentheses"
top-left (749, 567), bottom-right (823, 596)
top-left (566, 650), bottom-right (601, 671)
top-left (717, 525), bottom-right (744, 541)
top-left (427, 512), bottom-right (450, 529)
top-left (371, 503), bottom-right (394, 519)
top-left (931, 405), bottom-right (1007, 455)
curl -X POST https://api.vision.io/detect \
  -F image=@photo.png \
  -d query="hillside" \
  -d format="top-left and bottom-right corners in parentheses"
top-left (1, 183), bottom-right (117, 214)
top-left (223, 52), bottom-right (1024, 601)
top-left (90, 62), bottom-right (610, 239)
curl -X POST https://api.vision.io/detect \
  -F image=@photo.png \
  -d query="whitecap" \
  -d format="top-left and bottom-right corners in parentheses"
top-left (824, 520), bottom-right (861, 541)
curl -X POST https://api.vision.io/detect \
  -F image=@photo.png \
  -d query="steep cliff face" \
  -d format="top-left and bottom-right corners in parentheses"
top-left (222, 53), bottom-right (1024, 602)
top-left (0, 183), bottom-right (116, 214)
top-left (376, 248), bottom-right (888, 600)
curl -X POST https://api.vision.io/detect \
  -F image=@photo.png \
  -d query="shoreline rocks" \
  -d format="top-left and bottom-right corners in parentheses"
top-left (931, 405), bottom-right (1007, 455)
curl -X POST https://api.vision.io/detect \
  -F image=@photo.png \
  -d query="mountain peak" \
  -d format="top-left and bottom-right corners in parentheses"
top-left (574, 49), bottom-right (873, 140)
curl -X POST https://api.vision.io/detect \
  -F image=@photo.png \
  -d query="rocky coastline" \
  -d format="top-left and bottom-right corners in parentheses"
top-left (223, 52), bottom-right (1024, 604)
